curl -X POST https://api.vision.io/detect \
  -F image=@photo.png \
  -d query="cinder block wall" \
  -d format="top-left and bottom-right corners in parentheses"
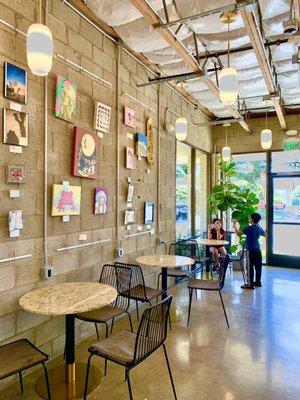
top-left (0, 0), bottom-right (212, 365)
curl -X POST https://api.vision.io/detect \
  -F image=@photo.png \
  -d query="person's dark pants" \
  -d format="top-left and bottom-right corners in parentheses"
top-left (248, 248), bottom-right (262, 285)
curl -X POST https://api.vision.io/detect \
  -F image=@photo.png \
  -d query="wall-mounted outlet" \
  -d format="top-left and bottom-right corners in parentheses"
top-left (40, 266), bottom-right (53, 280)
top-left (116, 248), bottom-right (124, 258)
top-left (79, 234), bottom-right (87, 241)
top-left (137, 226), bottom-right (143, 231)
top-left (159, 237), bottom-right (165, 244)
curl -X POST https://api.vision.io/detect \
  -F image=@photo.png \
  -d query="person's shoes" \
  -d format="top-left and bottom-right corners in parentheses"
top-left (254, 282), bottom-right (262, 287)
top-left (241, 284), bottom-right (255, 290)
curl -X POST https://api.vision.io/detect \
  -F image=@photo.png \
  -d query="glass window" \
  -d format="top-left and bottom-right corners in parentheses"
top-left (271, 150), bottom-right (300, 173)
top-left (195, 150), bottom-right (207, 236)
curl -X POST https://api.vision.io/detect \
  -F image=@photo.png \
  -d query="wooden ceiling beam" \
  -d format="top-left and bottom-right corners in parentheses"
top-left (294, 0), bottom-right (300, 30)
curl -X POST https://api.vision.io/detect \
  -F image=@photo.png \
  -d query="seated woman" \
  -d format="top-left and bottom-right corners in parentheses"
top-left (208, 218), bottom-right (227, 270)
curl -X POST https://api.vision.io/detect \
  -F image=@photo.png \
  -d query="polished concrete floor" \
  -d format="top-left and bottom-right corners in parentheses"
top-left (1, 266), bottom-right (300, 400)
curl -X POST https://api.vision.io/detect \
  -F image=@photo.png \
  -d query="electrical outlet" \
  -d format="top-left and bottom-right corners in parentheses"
top-left (79, 234), bottom-right (87, 241)
top-left (159, 237), bottom-right (165, 244)
top-left (40, 266), bottom-right (53, 280)
top-left (116, 248), bottom-right (124, 258)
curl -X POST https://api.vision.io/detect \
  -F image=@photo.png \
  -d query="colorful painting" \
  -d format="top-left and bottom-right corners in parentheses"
top-left (54, 74), bottom-right (77, 122)
top-left (125, 209), bottom-right (135, 225)
top-left (3, 108), bottom-right (29, 147)
top-left (124, 106), bottom-right (135, 128)
top-left (135, 133), bottom-right (148, 157)
top-left (126, 146), bottom-right (135, 170)
top-left (72, 127), bottom-right (98, 179)
top-left (94, 101), bottom-right (111, 134)
top-left (94, 188), bottom-right (108, 215)
top-left (6, 165), bottom-right (26, 184)
top-left (51, 183), bottom-right (81, 216)
top-left (9, 210), bottom-right (23, 236)
top-left (146, 118), bottom-right (154, 165)
top-left (4, 62), bottom-right (27, 104)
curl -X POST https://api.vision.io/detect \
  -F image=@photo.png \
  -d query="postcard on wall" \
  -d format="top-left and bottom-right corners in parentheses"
top-left (124, 106), bottom-right (135, 128)
top-left (9, 210), bottom-right (23, 237)
top-left (126, 146), bottom-right (135, 170)
top-left (144, 201), bottom-right (154, 224)
top-left (3, 108), bottom-right (29, 147)
top-left (127, 184), bottom-right (135, 203)
top-left (72, 126), bottom-right (98, 179)
top-left (94, 187), bottom-right (108, 215)
top-left (4, 62), bottom-right (27, 104)
top-left (6, 165), bottom-right (26, 184)
top-left (54, 74), bottom-right (77, 123)
top-left (135, 133), bottom-right (148, 157)
top-left (51, 183), bottom-right (81, 216)
top-left (93, 101), bottom-right (111, 134)
top-left (125, 209), bottom-right (135, 225)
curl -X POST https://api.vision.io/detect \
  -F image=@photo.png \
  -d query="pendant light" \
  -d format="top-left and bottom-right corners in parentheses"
top-left (260, 101), bottom-right (272, 150)
top-left (222, 124), bottom-right (231, 162)
top-left (219, 12), bottom-right (239, 105)
top-left (175, 117), bottom-right (188, 141)
top-left (27, 0), bottom-right (53, 76)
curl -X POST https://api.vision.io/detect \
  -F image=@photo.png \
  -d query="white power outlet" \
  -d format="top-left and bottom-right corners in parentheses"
top-left (41, 266), bottom-right (53, 280)
top-left (79, 234), bottom-right (87, 241)
top-left (116, 248), bottom-right (124, 258)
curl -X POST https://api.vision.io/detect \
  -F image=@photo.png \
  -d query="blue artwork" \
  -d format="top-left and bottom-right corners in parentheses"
top-left (4, 62), bottom-right (27, 104)
top-left (135, 133), bottom-right (148, 157)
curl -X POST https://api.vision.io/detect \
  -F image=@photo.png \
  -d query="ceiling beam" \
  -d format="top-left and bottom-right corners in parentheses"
top-left (294, 0), bottom-right (300, 30)
top-left (130, 0), bottom-right (251, 133)
top-left (239, 6), bottom-right (287, 131)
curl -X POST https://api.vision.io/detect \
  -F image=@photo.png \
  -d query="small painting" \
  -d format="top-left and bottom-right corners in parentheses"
top-left (9, 210), bottom-right (23, 236)
top-left (127, 184), bottom-right (135, 203)
top-left (125, 209), bottom-right (135, 225)
top-left (6, 165), bottom-right (26, 184)
top-left (124, 106), bottom-right (135, 128)
top-left (94, 101), bottom-right (111, 134)
top-left (144, 201), bottom-right (154, 224)
top-left (135, 133), bottom-right (148, 157)
top-left (126, 146), bottom-right (135, 170)
top-left (51, 183), bottom-right (81, 216)
top-left (54, 74), bottom-right (77, 122)
top-left (72, 126), bottom-right (98, 179)
top-left (3, 108), bottom-right (29, 147)
top-left (94, 188), bottom-right (108, 215)
top-left (4, 62), bottom-right (27, 104)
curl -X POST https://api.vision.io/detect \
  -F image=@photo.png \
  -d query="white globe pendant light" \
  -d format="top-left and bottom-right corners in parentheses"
top-left (175, 117), bottom-right (188, 141)
top-left (260, 101), bottom-right (272, 150)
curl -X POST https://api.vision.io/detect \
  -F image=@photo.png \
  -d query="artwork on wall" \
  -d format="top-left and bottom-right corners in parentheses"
top-left (127, 184), bottom-right (135, 203)
top-left (3, 108), bottom-right (29, 147)
top-left (124, 106), bottom-right (135, 128)
top-left (4, 62), bottom-right (27, 104)
top-left (126, 146), bottom-right (135, 170)
top-left (144, 201), bottom-right (154, 224)
top-left (125, 209), bottom-right (135, 225)
top-left (6, 165), bottom-right (26, 184)
top-left (146, 118), bottom-right (154, 165)
top-left (94, 187), bottom-right (108, 215)
top-left (9, 210), bottom-right (23, 237)
top-left (94, 101), bottom-right (111, 134)
top-left (54, 74), bottom-right (77, 122)
top-left (72, 126), bottom-right (98, 179)
top-left (51, 183), bottom-right (81, 216)
top-left (135, 133), bottom-right (148, 157)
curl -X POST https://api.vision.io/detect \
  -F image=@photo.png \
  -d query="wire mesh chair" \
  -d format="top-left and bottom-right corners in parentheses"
top-left (83, 296), bottom-right (177, 400)
top-left (114, 262), bottom-right (164, 321)
top-left (187, 254), bottom-right (230, 329)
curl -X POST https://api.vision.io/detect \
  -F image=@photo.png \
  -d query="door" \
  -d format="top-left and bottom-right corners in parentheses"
top-left (269, 174), bottom-right (300, 267)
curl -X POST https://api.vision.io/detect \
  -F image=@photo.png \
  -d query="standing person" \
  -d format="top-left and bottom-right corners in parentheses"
top-left (208, 218), bottom-right (227, 270)
top-left (232, 212), bottom-right (266, 289)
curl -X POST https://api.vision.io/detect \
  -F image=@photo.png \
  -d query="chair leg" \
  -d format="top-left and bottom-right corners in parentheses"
top-left (95, 323), bottom-right (99, 340)
top-left (84, 353), bottom-right (93, 400)
top-left (104, 322), bottom-right (108, 338)
top-left (187, 288), bottom-right (193, 326)
top-left (195, 290), bottom-right (198, 300)
top-left (104, 322), bottom-right (109, 374)
top-left (219, 291), bottom-right (229, 329)
top-left (162, 344), bottom-right (178, 400)
top-left (19, 371), bottom-right (23, 394)
top-left (168, 313), bottom-right (172, 331)
top-left (104, 357), bottom-right (107, 376)
top-left (110, 318), bottom-right (115, 334)
top-left (157, 273), bottom-right (161, 289)
top-left (126, 368), bottom-right (134, 400)
top-left (127, 311), bottom-right (134, 332)
top-left (42, 363), bottom-right (51, 400)
top-left (135, 300), bottom-right (139, 321)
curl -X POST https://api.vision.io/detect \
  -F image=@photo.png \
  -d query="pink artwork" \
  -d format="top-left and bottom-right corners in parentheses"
top-left (51, 183), bottom-right (81, 216)
top-left (124, 106), bottom-right (135, 128)
top-left (126, 146), bottom-right (135, 170)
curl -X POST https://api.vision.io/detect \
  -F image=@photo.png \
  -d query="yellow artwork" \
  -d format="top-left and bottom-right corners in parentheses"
top-left (51, 183), bottom-right (81, 216)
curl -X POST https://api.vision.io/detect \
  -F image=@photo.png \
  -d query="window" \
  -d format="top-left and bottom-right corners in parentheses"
top-left (195, 150), bottom-right (208, 236)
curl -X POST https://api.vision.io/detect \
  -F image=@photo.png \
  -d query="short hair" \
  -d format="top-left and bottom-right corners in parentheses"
top-left (212, 218), bottom-right (221, 224)
top-left (251, 213), bottom-right (261, 224)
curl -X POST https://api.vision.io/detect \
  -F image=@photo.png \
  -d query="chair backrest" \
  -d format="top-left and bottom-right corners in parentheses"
top-left (133, 296), bottom-right (172, 363)
top-left (99, 264), bottom-right (116, 287)
top-left (114, 262), bottom-right (147, 300)
top-left (169, 241), bottom-right (200, 260)
top-left (114, 264), bottom-right (132, 310)
top-left (219, 255), bottom-right (230, 290)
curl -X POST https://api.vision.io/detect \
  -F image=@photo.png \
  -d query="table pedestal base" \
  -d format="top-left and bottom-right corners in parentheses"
top-left (36, 362), bottom-right (102, 400)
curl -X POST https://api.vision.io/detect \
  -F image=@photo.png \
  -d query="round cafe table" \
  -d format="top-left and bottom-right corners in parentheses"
top-left (19, 282), bottom-right (117, 400)
top-left (196, 238), bottom-right (229, 272)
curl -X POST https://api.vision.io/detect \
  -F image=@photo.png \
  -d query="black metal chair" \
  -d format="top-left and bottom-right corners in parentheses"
top-left (226, 241), bottom-right (247, 283)
top-left (0, 339), bottom-right (51, 399)
top-left (114, 262), bottom-right (164, 321)
top-left (83, 296), bottom-right (177, 400)
top-left (187, 254), bottom-right (230, 329)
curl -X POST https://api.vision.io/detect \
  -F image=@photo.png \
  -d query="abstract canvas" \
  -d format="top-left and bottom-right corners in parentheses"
top-left (124, 106), bottom-right (135, 128)
top-left (126, 146), bottom-right (135, 170)
top-left (3, 108), bottom-right (29, 147)
top-left (72, 126), bottom-right (98, 179)
top-left (6, 165), bottom-right (26, 184)
top-left (125, 209), bottom-right (135, 225)
top-left (135, 133), bottom-right (148, 157)
top-left (94, 101), bottom-right (111, 133)
top-left (9, 210), bottom-right (23, 237)
top-left (94, 187), bottom-right (108, 215)
top-left (51, 183), bottom-right (81, 216)
top-left (54, 74), bottom-right (77, 122)
top-left (4, 62), bottom-right (27, 104)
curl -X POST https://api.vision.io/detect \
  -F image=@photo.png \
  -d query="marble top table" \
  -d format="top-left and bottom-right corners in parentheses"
top-left (196, 238), bottom-right (229, 247)
top-left (19, 282), bottom-right (117, 400)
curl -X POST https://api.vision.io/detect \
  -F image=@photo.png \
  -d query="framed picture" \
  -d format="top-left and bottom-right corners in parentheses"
top-left (125, 209), bottom-right (135, 225)
top-left (135, 133), bottom-right (148, 157)
top-left (124, 106), bottom-right (135, 128)
top-left (54, 74), bottom-right (77, 123)
top-left (94, 187), bottom-right (108, 215)
top-left (51, 183), bottom-right (81, 216)
top-left (9, 210), bottom-right (23, 237)
top-left (127, 184), bottom-right (135, 203)
top-left (4, 62), bottom-right (27, 104)
top-left (6, 165), bottom-right (26, 184)
top-left (3, 108), bottom-right (29, 147)
top-left (126, 146), bottom-right (135, 170)
top-left (146, 117), bottom-right (154, 165)
top-left (72, 126), bottom-right (98, 179)
top-left (144, 201), bottom-right (154, 224)
top-left (93, 101), bottom-right (111, 133)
